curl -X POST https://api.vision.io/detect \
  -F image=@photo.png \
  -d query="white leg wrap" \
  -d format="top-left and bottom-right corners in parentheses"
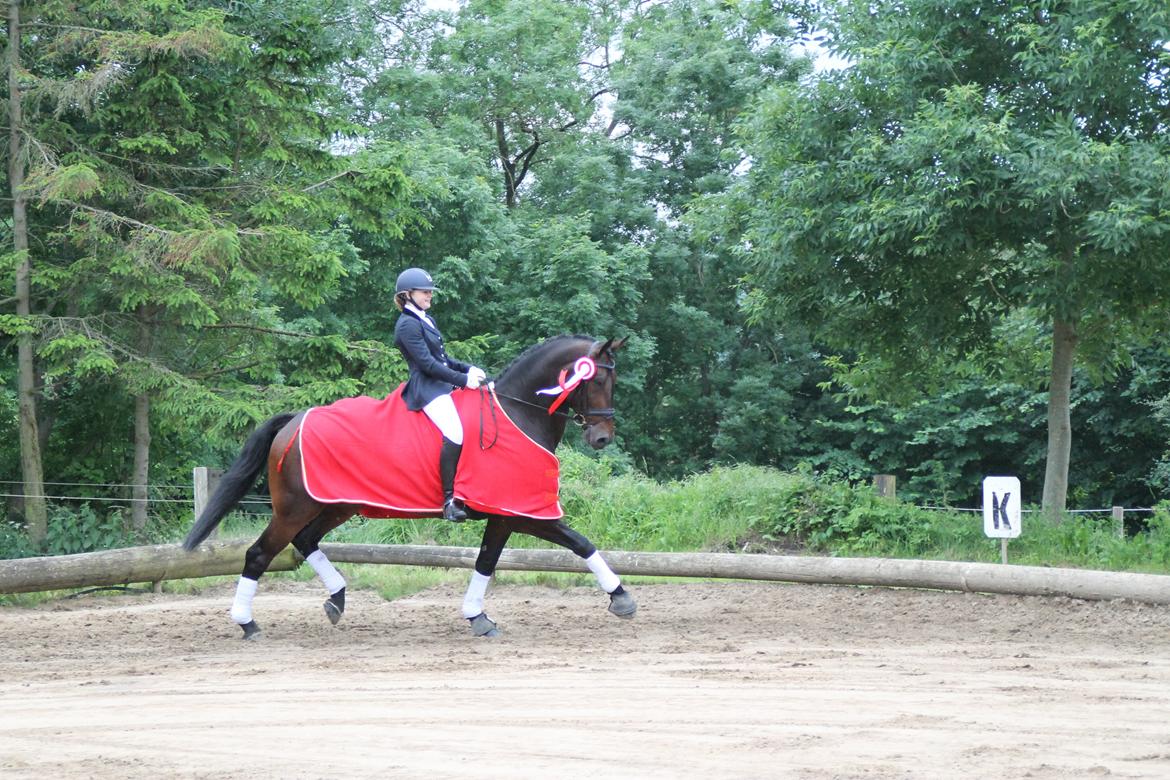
top-left (462, 571), bottom-right (492, 618)
top-left (306, 549), bottom-right (346, 595)
top-left (231, 576), bottom-right (259, 625)
top-left (586, 552), bottom-right (621, 594)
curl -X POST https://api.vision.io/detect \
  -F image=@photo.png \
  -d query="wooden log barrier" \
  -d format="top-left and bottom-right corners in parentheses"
top-left (0, 541), bottom-right (300, 594)
top-left (321, 544), bottom-right (1170, 605)
top-left (2, 542), bottom-right (1170, 605)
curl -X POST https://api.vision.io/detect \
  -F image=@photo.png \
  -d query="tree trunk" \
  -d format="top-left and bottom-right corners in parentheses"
top-left (131, 392), bottom-right (151, 537)
top-left (1041, 317), bottom-right (1077, 519)
top-left (495, 119), bottom-right (518, 208)
top-left (8, 0), bottom-right (48, 544)
top-left (130, 312), bottom-right (153, 537)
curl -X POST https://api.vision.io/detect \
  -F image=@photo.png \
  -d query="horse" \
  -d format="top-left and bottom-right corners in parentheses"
top-left (182, 335), bottom-right (634, 639)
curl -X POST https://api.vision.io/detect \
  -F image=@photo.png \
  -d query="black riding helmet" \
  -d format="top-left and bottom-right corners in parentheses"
top-left (396, 267), bottom-right (437, 294)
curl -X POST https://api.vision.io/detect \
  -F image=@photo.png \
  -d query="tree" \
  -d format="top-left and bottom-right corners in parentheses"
top-left (732, 0), bottom-right (1170, 514)
top-left (6, 0), bottom-right (47, 540)
top-left (3, 0), bottom-right (413, 543)
top-left (370, 0), bottom-right (615, 209)
top-left (601, 0), bottom-right (807, 476)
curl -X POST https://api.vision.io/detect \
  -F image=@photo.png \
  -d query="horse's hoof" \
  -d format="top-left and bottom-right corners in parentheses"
top-left (608, 590), bottom-right (636, 619)
top-left (324, 588), bottom-right (345, 626)
top-left (240, 620), bottom-right (261, 640)
top-left (468, 612), bottom-right (500, 638)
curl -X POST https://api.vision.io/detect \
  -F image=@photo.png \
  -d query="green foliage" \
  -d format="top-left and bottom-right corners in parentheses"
top-left (0, 519), bottom-right (40, 560)
top-left (26, 163), bottom-right (103, 203)
top-left (731, 0), bottom-right (1170, 368)
top-left (6, 0), bottom-right (1170, 554)
top-left (43, 505), bottom-right (135, 556)
top-left (719, 0), bottom-right (1170, 514)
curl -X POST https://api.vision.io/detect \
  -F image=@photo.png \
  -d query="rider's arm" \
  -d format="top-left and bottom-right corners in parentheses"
top-left (396, 317), bottom-right (469, 387)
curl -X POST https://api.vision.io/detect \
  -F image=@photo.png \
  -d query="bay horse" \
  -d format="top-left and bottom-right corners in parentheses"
top-left (182, 335), bottom-right (634, 639)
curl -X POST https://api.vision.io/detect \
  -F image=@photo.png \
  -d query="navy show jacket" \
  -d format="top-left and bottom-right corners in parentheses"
top-left (393, 308), bottom-right (471, 411)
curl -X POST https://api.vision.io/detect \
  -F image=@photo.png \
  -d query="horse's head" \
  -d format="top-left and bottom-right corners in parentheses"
top-left (494, 335), bottom-right (627, 452)
top-left (569, 337), bottom-right (625, 450)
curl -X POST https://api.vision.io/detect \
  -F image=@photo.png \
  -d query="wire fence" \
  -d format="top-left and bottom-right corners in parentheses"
top-left (0, 479), bottom-right (1158, 517)
top-left (0, 479), bottom-right (271, 509)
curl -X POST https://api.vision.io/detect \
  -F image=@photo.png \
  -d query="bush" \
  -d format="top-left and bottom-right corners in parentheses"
top-left (750, 469), bottom-right (937, 552)
top-left (44, 504), bottom-right (135, 555)
top-left (0, 503), bottom-right (138, 559)
top-left (0, 518), bottom-right (39, 559)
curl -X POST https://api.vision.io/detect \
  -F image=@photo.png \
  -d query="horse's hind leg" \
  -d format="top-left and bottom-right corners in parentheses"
top-left (462, 518), bottom-right (512, 637)
top-left (231, 505), bottom-right (319, 639)
top-left (291, 511), bottom-right (351, 625)
top-left (514, 518), bottom-right (636, 618)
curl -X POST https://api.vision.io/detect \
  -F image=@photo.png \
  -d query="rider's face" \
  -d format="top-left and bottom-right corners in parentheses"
top-left (409, 289), bottom-right (433, 310)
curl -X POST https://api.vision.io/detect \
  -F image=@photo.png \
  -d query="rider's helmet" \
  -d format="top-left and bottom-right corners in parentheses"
top-left (395, 267), bottom-right (437, 294)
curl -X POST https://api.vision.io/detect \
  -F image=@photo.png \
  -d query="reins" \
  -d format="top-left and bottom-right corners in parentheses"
top-left (478, 385), bottom-right (500, 450)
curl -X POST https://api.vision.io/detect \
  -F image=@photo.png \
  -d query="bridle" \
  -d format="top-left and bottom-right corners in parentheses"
top-left (491, 354), bottom-right (616, 428)
top-left (565, 358), bottom-right (616, 427)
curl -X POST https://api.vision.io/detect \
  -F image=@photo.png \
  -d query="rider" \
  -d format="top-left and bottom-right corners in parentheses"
top-left (393, 267), bottom-right (486, 522)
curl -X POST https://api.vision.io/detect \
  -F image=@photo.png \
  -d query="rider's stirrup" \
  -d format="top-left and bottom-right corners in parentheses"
top-left (444, 498), bottom-right (468, 523)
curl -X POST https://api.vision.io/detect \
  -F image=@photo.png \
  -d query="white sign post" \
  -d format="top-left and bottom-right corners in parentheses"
top-left (982, 476), bottom-right (1021, 564)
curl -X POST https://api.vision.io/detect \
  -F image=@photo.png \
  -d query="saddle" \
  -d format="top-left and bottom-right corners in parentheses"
top-left (297, 385), bottom-right (562, 520)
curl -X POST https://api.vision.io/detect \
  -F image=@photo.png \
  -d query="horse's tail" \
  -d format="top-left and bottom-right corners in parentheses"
top-left (182, 412), bottom-right (298, 551)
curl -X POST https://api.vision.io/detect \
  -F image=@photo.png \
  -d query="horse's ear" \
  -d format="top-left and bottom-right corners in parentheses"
top-left (592, 338), bottom-right (614, 358)
top-left (610, 336), bottom-right (627, 352)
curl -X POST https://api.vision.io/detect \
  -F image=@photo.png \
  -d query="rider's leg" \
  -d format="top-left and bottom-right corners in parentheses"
top-left (423, 393), bottom-right (467, 522)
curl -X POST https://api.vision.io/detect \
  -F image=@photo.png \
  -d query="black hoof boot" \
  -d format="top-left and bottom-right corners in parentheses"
top-left (468, 612), bottom-right (500, 637)
top-left (324, 588), bottom-right (346, 626)
top-left (443, 498), bottom-right (468, 523)
top-left (240, 620), bottom-right (261, 640)
top-left (608, 587), bottom-right (636, 619)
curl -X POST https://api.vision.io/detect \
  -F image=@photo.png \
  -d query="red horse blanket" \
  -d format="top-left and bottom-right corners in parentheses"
top-left (297, 386), bottom-right (562, 519)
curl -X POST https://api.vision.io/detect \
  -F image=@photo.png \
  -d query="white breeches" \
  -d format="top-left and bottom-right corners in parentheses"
top-left (423, 393), bottom-right (463, 444)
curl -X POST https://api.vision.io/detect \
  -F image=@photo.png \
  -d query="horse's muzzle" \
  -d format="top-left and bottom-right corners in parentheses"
top-left (589, 433), bottom-right (611, 449)
top-left (584, 423), bottom-right (614, 450)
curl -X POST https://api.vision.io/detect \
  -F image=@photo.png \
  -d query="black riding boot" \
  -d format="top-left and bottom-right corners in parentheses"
top-left (440, 437), bottom-right (468, 522)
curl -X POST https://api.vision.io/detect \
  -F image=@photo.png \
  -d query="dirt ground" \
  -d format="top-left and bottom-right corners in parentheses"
top-left (1, 577), bottom-right (1169, 780)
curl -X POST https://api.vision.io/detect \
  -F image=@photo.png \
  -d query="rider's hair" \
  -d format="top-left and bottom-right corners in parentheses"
top-left (394, 290), bottom-right (410, 312)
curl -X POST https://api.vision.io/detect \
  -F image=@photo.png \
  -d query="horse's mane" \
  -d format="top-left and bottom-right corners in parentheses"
top-left (496, 334), bottom-right (595, 383)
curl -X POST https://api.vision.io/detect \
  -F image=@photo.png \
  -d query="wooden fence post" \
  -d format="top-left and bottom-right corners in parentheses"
top-left (873, 474), bottom-right (896, 499)
top-left (1112, 506), bottom-right (1125, 539)
top-left (193, 467), bottom-right (224, 539)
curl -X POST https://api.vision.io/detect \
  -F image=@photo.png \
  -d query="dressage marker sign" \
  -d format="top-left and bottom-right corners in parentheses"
top-left (983, 476), bottom-right (1021, 563)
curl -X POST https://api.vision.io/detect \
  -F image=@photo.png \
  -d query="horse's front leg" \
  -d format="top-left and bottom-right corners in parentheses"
top-left (512, 518), bottom-right (636, 619)
top-left (461, 518), bottom-right (511, 637)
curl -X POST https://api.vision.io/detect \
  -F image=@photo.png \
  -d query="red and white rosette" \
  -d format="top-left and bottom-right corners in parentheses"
top-left (535, 356), bottom-right (597, 415)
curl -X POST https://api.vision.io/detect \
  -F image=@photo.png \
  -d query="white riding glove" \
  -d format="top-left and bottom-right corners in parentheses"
top-left (466, 366), bottom-right (486, 389)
